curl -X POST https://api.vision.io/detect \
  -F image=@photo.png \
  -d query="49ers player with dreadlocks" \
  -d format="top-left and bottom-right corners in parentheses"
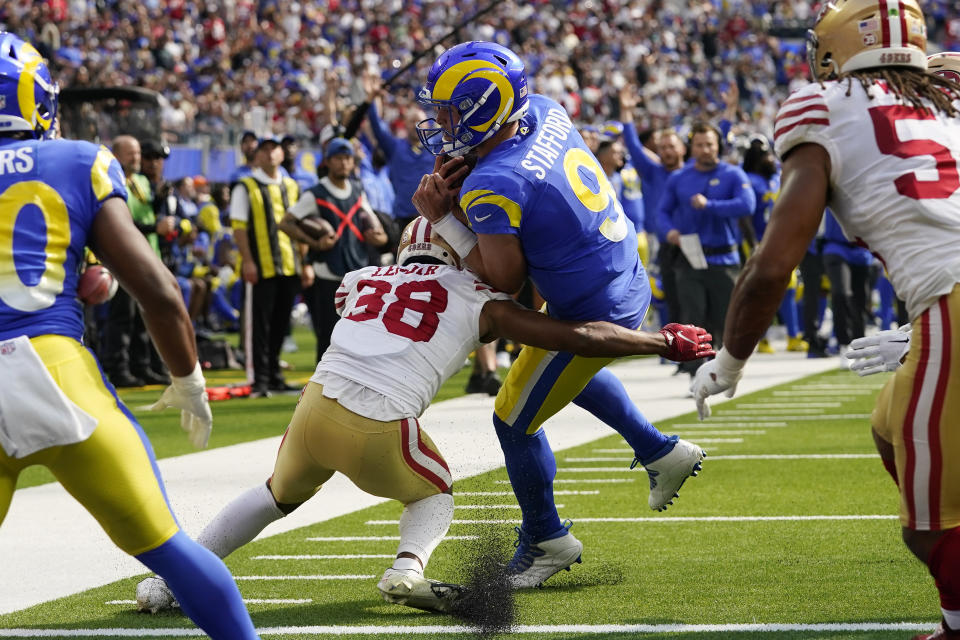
top-left (691, 2), bottom-right (960, 638)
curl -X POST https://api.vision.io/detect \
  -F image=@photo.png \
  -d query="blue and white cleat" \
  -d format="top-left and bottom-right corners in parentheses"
top-left (642, 438), bottom-right (706, 511)
top-left (506, 520), bottom-right (583, 589)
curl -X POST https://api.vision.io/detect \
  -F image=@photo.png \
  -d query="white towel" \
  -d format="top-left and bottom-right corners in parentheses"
top-left (0, 336), bottom-right (98, 459)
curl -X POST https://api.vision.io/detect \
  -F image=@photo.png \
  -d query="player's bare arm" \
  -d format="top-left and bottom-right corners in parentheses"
top-left (722, 142), bottom-right (830, 359)
top-left (471, 233), bottom-right (527, 294)
top-left (89, 197), bottom-right (199, 377)
top-left (479, 299), bottom-right (714, 360)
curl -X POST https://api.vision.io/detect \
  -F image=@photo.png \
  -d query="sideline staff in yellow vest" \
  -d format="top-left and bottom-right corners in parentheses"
top-left (230, 134), bottom-right (302, 396)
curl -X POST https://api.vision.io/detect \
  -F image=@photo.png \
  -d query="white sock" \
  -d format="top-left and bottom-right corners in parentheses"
top-left (195, 482), bottom-right (285, 558)
top-left (391, 557), bottom-right (422, 573)
top-left (395, 493), bottom-right (454, 571)
top-left (943, 608), bottom-right (960, 631)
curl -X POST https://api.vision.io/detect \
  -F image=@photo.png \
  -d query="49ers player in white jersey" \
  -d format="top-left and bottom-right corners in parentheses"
top-left (691, 2), bottom-right (960, 638)
top-left (137, 217), bottom-right (713, 615)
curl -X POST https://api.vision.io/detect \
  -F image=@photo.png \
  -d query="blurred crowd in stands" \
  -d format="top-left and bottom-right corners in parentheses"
top-left (6, 0), bottom-right (958, 146)
top-left (2, 0), bottom-right (954, 391)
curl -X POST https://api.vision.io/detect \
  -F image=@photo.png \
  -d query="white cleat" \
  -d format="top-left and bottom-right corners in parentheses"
top-left (643, 438), bottom-right (706, 511)
top-left (377, 568), bottom-right (463, 613)
top-left (506, 522), bottom-right (583, 589)
top-left (135, 576), bottom-right (178, 613)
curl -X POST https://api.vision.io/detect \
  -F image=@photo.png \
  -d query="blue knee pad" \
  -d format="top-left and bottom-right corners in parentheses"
top-left (137, 531), bottom-right (258, 639)
top-left (494, 415), bottom-right (562, 540)
top-left (574, 368), bottom-right (669, 463)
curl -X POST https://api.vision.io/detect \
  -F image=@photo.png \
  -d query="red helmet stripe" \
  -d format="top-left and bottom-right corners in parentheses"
top-left (409, 216), bottom-right (424, 244)
top-left (879, 0), bottom-right (891, 47)
top-left (419, 220), bottom-right (433, 244)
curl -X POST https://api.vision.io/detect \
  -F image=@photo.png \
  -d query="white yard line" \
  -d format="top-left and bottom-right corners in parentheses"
top-left (105, 598), bottom-right (313, 606)
top-left (233, 575), bottom-right (375, 581)
top-left (556, 454), bottom-right (878, 471)
top-left (773, 390), bottom-right (876, 396)
top-left (672, 422), bottom-right (788, 428)
top-left (0, 622), bottom-right (935, 636)
top-left (304, 535), bottom-right (479, 542)
top-left (498, 478), bottom-right (636, 484)
top-left (251, 554), bottom-right (394, 560)
top-left (705, 414), bottom-right (871, 421)
top-left (456, 490), bottom-right (598, 496)
top-left (734, 403), bottom-right (842, 408)
top-left (366, 515), bottom-right (898, 526)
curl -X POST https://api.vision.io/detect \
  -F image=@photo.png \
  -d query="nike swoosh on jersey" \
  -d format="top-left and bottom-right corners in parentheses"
top-left (474, 213), bottom-right (493, 222)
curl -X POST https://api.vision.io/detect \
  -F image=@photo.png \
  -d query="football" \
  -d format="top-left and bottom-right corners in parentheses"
top-left (298, 215), bottom-right (333, 241)
top-left (77, 264), bottom-right (119, 305)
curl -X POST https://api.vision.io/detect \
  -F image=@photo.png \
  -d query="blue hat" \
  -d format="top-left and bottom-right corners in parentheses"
top-left (325, 137), bottom-right (354, 158)
top-left (257, 134), bottom-right (283, 149)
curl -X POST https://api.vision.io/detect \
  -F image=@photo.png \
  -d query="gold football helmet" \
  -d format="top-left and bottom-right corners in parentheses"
top-left (397, 217), bottom-right (461, 268)
top-left (807, 0), bottom-right (927, 81)
top-left (928, 52), bottom-right (960, 83)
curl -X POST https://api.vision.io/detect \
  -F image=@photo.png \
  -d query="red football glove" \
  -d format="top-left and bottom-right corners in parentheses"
top-left (659, 323), bottom-right (715, 361)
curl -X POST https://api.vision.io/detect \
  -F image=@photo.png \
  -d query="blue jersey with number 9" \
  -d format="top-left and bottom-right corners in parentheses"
top-left (0, 137), bottom-right (127, 342)
top-left (458, 94), bottom-right (650, 327)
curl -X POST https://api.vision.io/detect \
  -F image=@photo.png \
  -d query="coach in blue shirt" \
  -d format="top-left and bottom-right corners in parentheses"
top-left (657, 121), bottom-right (755, 370)
top-left (366, 95), bottom-right (436, 228)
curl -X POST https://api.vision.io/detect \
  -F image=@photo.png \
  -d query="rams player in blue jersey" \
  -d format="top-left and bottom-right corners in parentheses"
top-left (0, 34), bottom-right (258, 638)
top-left (411, 41), bottom-right (708, 588)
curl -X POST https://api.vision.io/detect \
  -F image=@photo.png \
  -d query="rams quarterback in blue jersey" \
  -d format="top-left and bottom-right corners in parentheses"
top-left (0, 33), bottom-right (257, 638)
top-left (411, 41), bottom-right (708, 588)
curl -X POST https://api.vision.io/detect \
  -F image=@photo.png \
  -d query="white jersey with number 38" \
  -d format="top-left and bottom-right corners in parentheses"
top-left (774, 79), bottom-right (960, 319)
top-left (312, 264), bottom-right (511, 420)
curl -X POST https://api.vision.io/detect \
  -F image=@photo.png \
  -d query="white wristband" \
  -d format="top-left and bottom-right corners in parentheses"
top-left (430, 213), bottom-right (478, 259)
top-left (714, 347), bottom-right (747, 376)
top-left (171, 362), bottom-right (206, 393)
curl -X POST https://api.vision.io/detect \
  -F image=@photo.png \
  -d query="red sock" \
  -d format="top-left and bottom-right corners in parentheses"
top-left (929, 527), bottom-right (960, 615)
top-left (882, 457), bottom-right (899, 486)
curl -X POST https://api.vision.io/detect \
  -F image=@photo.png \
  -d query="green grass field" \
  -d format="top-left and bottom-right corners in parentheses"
top-left (0, 336), bottom-right (940, 639)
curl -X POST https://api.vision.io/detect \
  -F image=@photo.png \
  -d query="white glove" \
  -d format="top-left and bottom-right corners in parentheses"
top-left (845, 324), bottom-right (911, 377)
top-left (690, 348), bottom-right (746, 420)
top-left (150, 362), bottom-right (213, 448)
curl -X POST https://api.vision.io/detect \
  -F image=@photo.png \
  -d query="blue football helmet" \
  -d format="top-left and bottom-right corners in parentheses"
top-left (416, 41), bottom-right (528, 157)
top-left (0, 32), bottom-right (58, 140)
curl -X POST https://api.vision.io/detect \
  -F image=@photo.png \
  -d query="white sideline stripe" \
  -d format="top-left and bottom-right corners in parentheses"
top-left (496, 478), bottom-right (635, 484)
top-left (305, 535), bottom-right (479, 542)
top-left (0, 622), bottom-right (934, 636)
top-left (456, 490), bottom-right (599, 496)
top-left (252, 554), bottom-right (394, 560)
top-left (367, 515), bottom-right (898, 526)
top-left (685, 438), bottom-right (743, 443)
top-left (707, 414), bottom-right (871, 421)
top-left (735, 403), bottom-right (842, 408)
top-left (234, 575), bottom-right (375, 581)
top-left (673, 422), bottom-right (787, 428)
top-left (105, 598), bottom-right (312, 605)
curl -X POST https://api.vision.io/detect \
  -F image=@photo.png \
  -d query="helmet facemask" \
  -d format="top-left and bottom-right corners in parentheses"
top-left (416, 41), bottom-right (529, 158)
